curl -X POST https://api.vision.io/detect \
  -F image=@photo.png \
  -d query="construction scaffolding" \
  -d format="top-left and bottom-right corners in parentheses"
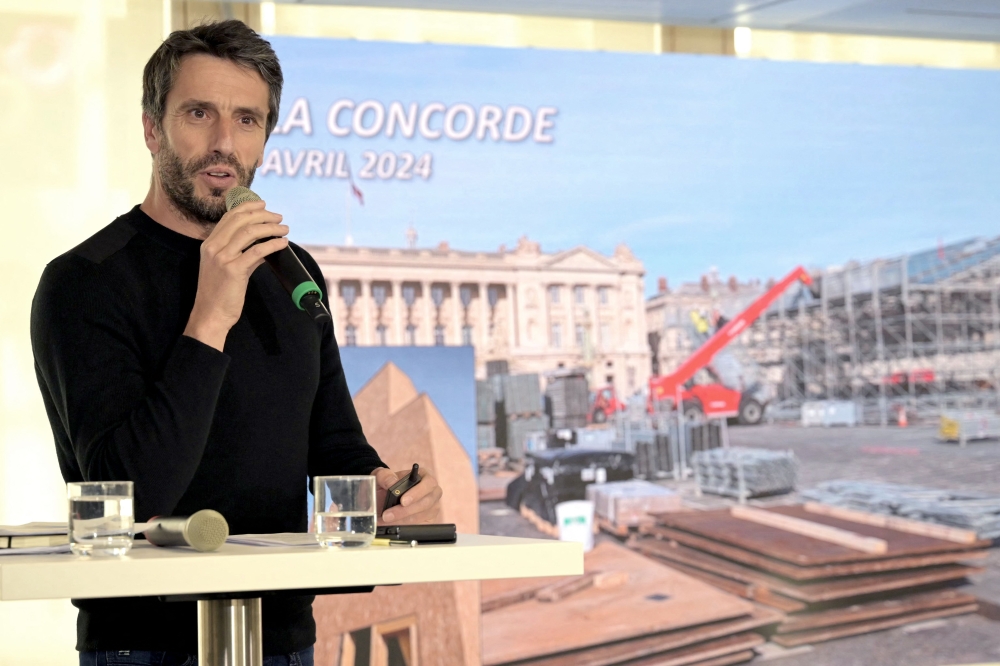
top-left (743, 237), bottom-right (1000, 425)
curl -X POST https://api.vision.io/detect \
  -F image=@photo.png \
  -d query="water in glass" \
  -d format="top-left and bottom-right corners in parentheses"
top-left (314, 510), bottom-right (376, 548)
top-left (70, 495), bottom-right (134, 557)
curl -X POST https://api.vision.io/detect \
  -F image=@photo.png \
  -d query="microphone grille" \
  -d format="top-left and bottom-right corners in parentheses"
top-left (224, 186), bottom-right (261, 212)
top-left (185, 509), bottom-right (230, 552)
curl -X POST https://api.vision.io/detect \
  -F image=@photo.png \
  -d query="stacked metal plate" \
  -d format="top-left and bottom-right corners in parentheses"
top-left (692, 447), bottom-right (797, 499)
top-left (803, 480), bottom-right (1000, 539)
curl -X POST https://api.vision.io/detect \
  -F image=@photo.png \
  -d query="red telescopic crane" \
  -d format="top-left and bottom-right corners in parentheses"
top-left (649, 266), bottom-right (813, 423)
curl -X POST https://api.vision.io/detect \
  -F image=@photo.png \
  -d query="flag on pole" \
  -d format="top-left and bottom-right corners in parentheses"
top-left (343, 154), bottom-right (365, 206)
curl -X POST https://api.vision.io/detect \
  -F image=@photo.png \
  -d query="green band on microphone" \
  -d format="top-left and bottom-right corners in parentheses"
top-left (291, 281), bottom-right (323, 310)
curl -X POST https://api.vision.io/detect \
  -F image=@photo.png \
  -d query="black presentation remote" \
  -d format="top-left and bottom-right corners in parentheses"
top-left (383, 463), bottom-right (421, 512)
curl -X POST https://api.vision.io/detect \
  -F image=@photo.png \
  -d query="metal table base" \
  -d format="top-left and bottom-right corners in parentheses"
top-left (164, 586), bottom-right (375, 666)
top-left (198, 597), bottom-right (263, 666)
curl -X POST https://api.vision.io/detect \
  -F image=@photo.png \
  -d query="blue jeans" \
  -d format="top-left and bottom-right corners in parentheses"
top-left (80, 646), bottom-right (314, 666)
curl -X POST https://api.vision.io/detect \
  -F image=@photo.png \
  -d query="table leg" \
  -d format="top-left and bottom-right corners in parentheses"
top-left (198, 597), bottom-right (262, 666)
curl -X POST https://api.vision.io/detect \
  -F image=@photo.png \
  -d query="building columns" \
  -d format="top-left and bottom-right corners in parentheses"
top-left (422, 281), bottom-right (434, 345)
top-left (479, 282), bottom-right (491, 352)
top-left (360, 279), bottom-right (373, 345)
top-left (567, 285), bottom-right (577, 353)
top-left (451, 282), bottom-right (462, 345)
top-left (507, 283), bottom-right (518, 352)
top-left (392, 280), bottom-right (403, 346)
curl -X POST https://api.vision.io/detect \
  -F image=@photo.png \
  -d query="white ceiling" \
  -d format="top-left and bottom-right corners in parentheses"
top-left (272, 0), bottom-right (1000, 42)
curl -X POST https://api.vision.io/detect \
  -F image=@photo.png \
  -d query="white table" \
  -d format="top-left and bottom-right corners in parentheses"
top-left (0, 534), bottom-right (582, 665)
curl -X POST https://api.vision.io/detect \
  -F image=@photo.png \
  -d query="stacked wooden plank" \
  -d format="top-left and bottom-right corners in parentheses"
top-left (482, 541), bottom-right (783, 665)
top-left (803, 480), bottom-right (1000, 539)
top-left (691, 448), bottom-right (797, 499)
top-left (629, 504), bottom-right (988, 648)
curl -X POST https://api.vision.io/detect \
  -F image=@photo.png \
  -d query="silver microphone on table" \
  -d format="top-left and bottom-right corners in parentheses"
top-left (142, 510), bottom-right (229, 552)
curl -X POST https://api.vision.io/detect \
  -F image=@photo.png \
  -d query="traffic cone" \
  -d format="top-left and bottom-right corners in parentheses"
top-left (897, 406), bottom-right (908, 428)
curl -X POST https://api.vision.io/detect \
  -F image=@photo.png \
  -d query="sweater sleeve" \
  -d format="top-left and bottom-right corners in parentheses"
top-left (30, 256), bottom-right (230, 520)
top-left (297, 248), bottom-right (387, 480)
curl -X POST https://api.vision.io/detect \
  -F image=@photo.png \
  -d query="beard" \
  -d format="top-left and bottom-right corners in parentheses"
top-left (157, 140), bottom-right (256, 227)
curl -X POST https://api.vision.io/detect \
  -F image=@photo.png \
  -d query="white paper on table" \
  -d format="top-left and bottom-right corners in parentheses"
top-left (0, 522), bottom-right (68, 537)
top-left (226, 533), bottom-right (320, 547)
top-left (0, 544), bottom-right (71, 556)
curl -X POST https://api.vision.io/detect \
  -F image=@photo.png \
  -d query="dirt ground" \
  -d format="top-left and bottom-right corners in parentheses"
top-left (479, 424), bottom-right (1000, 666)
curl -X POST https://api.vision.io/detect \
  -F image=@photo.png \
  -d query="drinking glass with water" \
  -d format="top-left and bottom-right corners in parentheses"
top-left (313, 476), bottom-right (376, 548)
top-left (68, 481), bottom-right (134, 557)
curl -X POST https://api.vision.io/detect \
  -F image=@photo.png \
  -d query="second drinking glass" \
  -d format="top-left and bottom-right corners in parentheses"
top-left (313, 475), bottom-right (377, 548)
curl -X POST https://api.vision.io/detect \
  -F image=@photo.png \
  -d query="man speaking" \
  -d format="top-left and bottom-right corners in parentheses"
top-left (30, 20), bottom-right (442, 666)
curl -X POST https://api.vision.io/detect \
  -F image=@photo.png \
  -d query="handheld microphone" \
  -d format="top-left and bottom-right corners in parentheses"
top-left (224, 186), bottom-right (332, 324)
top-left (143, 509), bottom-right (229, 552)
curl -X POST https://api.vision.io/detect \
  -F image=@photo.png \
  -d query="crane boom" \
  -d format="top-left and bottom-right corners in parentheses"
top-left (650, 266), bottom-right (813, 401)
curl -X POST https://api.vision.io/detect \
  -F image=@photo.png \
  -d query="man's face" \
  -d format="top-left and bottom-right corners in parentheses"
top-left (145, 54), bottom-right (270, 225)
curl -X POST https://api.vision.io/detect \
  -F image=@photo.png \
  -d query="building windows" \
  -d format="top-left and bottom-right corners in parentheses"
top-left (434, 325), bottom-right (445, 346)
top-left (548, 285), bottom-right (560, 304)
top-left (598, 286), bottom-right (609, 305)
top-left (551, 323), bottom-right (562, 348)
top-left (575, 324), bottom-right (585, 348)
top-left (376, 324), bottom-right (387, 346)
top-left (462, 325), bottom-right (473, 346)
top-left (574, 285), bottom-right (585, 304)
top-left (627, 366), bottom-right (636, 389)
top-left (344, 324), bottom-right (357, 347)
top-left (405, 324), bottom-right (417, 346)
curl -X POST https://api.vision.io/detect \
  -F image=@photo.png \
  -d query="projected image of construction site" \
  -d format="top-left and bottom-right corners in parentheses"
top-left (475, 236), bottom-right (1000, 666)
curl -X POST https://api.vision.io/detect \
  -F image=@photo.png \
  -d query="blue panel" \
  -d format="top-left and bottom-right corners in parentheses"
top-left (339, 346), bottom-right (478, 474)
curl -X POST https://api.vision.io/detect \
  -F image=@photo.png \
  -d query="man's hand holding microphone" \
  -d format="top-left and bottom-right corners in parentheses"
top-left (183, 196), bottom-right (288, 352)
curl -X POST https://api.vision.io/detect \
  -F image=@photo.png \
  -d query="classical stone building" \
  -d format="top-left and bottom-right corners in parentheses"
top-left (304, 236), bottom-right (649, 394)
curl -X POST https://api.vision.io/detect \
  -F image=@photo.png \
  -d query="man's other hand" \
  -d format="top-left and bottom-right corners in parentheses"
top-left (373, 467), bottom-right (443, 525)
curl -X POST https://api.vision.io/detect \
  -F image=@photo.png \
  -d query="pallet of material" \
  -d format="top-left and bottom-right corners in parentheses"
top-left (629, 504), bottom-right (987, 647)
top-left (478, 447), bottom-right (508, 474)
top-left (802, 479), bottom-right (1000, 539)
top-left (692, 448), bottom-right (797, 499)
top-left (479, 470), bottom-right (520, 502)
top-left (481, 541), bottom-right (780, 665)
top-left (586, 479), bottom-right (683, 534)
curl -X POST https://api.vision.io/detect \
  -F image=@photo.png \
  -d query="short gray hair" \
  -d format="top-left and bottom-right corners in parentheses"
top-left (142, 20), bottom-right (283, 138)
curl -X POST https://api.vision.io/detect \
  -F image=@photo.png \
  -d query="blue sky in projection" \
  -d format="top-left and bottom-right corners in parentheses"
top-left (255, 37), bottom-right (1000, 290)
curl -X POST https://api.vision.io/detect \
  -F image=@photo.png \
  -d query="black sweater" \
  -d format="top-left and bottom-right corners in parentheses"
top-left (30, 206), bottom-right (385, 655)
